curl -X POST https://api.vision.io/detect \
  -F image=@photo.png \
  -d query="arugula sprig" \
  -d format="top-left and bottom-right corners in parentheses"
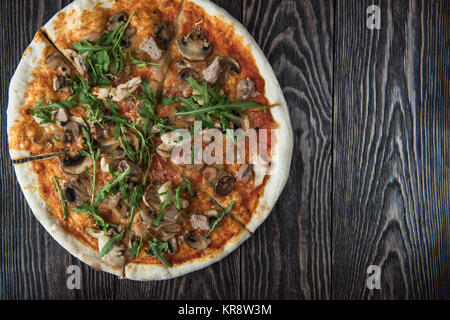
top-left (30, 99), bottom-right (77, 125)
top-left (93, 167), bottom-right (131, 206)
top-left (99, 231), bottom-right (125, 258)
top-left (128, 49), bottom-right (160, 68)
top-left (130, 236), bottom-right (144, 258)
top-left (174, 77), bottom-right (262, 132)
top-left (53, 177), bottom-right (67, 220)
top-left (204, 201), bottom-right (234, 238)
top-left (72, 201), bottom-right (113, 232)
top-left (145, 237), bottom-right (172, 267)
top-left (73, 11), bottom-right (135, 85)
top-left (79, 127), bottom-right (101, 203)
top-left (127, 183), bottom-right (144, 225)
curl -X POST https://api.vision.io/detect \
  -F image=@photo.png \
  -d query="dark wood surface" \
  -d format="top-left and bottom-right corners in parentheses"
top-left (0, 0), bottom-right (448, 300)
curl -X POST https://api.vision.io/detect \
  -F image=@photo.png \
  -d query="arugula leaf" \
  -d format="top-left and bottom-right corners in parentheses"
top-left (173, 77), bottom-right (261, 132)
top-left (128, 50), bottom-right (160, 68)
top-left (128, 183), bottom-right (144, 225)
top-left (30, 99), bottom-right (77, 125)
top-left (53, 177), bottom-right (67, 220)
top-left (80, 127), bottom-right (100, 203)
top-left (99, 231), bottom-right (125, 258)
top-left (93, 167), bottom-right (130, 206)
top-left (130, 237), bottom-right (143, 258)
top-left (145, 238), bottom-right (172, 267)
top-left (153, 191), bottom-right (170, 227)
top-left (72, 201), bottom-right (113, 232)
top-left (174, 178), bottom-right (194, 211)
top-left (204, 201), bottom-right (234, 238)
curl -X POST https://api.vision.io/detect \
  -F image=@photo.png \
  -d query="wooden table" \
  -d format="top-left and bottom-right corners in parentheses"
top-left (1, 0), bottom-right (448, 300)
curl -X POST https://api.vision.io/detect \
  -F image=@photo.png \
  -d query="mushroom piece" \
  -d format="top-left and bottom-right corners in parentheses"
top-left (237, 164), bottom-right (253, 182)
top-left (63, 121), bottom-right (80, 143)
top-left (95, 229), bottom-right (126, 269)
top-left (55, 108), bottom-right (70, 126)
top-left (184, 232), bottom-right (211, 250)
top-left (110, 77), bottom-right (142, 102)
top-left (155, 21), bottom-right (174, 50)
top-left (63, 49), bottom-right (88, 76)
top-left (60, 153), bottom-right (94, 175)
top-left (236, 78), bottom-right (258, 100)
top-left (167, 237), bottom-right (179, 255)
top-left (157, 181), bottom-right (175, 203)
top-left (214, 172), bottom-right (236, 196)
top-left (118, 160), bottom-right (142, 177)
top-left (64, 179), bottom-right (90, 206)
top-left (143, 184), bottom-right (162, 211)
top-left (202, 56), bottom-right (241, 85)
top-left (107, 12), bottom-right (128, 31)
top-left (53, 75), bottom-right (68, 92)
top-left (190, 214), bottom-right (210, 231)
top-left (177, 68), bottom-right (201, 82)
top-left (176, 27), bottom-right (212, 61)
top-left (45, 53), bottom-right (70, 75)
top-left (139, 209), bottom-right (155, 225)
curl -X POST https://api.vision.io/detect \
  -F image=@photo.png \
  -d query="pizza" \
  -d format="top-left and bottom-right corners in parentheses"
top-left (7, 0), bottom-right (293, 280)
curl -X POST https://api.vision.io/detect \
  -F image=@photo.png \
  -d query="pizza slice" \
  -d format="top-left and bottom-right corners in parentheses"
top-left (7, 31), bottom-right (83, 160)
top-left (155, 0), bottom-right (285, 230)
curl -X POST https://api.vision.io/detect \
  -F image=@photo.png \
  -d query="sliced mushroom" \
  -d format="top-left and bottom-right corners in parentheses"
top-left (110, 77), bottom-right (142, 101)
top-left (157, 181), bottom-right (174, 203)
top-left (214, 171), bottom-right (236, 196)
top-left (236, 77), bottom-right (258, 100)
top-left (63, 49), bottom-right (88, 76)
top-left (55, 108), bottom-right (70, 126)
top-left (155, 21), bottom-right (174, 50)
top-left (167, 237), bottom-right (179, 255)
top-left (163, 206), bottom-right (186, 225)
top-left (118, 160), bottom-right (142, 177)
top-left (237, 164), bottom-right (253, 182)
top-left (60, 153), bottom-right (93, 175)
top-left (202, 56), bottom-right (241, 85)
top-left (184, 232), bottom-right (211, 250)
top-left (97, 230), bottom-right (126, 268)
top-left (178, 68), bottom-right (201, 82)
top-left (143, 184), bottom-right (162, 211)
top-left (176, 27), bottom-right (212, 61)
top-left (139, 209), bottom-right (155, 225)
top-left (190, 214), bottom-right (210, 231)
top-left (107, 12), bottom-right (129, 31)
top-left (63, 121), bottom-right (80, 143)
top-left (156, 143), bottom-right (172, 159)
top-left (53, 75), bottom-right (68, 92)
top-left (64, 179), bottom-right (90, 206)
top-left (45, 53), bottom-right (70, 75)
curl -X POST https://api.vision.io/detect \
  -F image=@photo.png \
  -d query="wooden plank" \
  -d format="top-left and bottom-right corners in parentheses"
top-left (239, 0), bottom-right (334, 299)
top-left (333, 0), bottom-right (450, 299)
top-left (0, 0), bottom-right (116, 300)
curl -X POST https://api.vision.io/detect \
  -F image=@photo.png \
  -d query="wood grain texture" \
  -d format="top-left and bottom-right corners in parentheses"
top-left (1, 0), bottom-right (448, 300)
top-left (239, 0), bottom-right (333, 299)
top-left (332, 0), bottom-right (449, 299)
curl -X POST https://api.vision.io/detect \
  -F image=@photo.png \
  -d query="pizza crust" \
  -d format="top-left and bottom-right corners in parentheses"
top-left (125, 230), bottom-right (250, 281)
top-left (12, 161), bottom-right (123, 277)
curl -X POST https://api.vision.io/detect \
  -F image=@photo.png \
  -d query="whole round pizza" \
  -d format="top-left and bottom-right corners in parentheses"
top-left (7, 0), bottom-right (293, 280)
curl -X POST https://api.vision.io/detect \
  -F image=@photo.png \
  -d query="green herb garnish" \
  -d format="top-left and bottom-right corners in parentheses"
top-left (204, 201), bottom-right (234, 238)
top-left (53, 177), bottom-right (67, 219)
top-left (99, 231), bottom-right (125, 258)
top-left (145, 237), bottom-right (172, 267)
top-left (30, 99), bottom-right (77, 125)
